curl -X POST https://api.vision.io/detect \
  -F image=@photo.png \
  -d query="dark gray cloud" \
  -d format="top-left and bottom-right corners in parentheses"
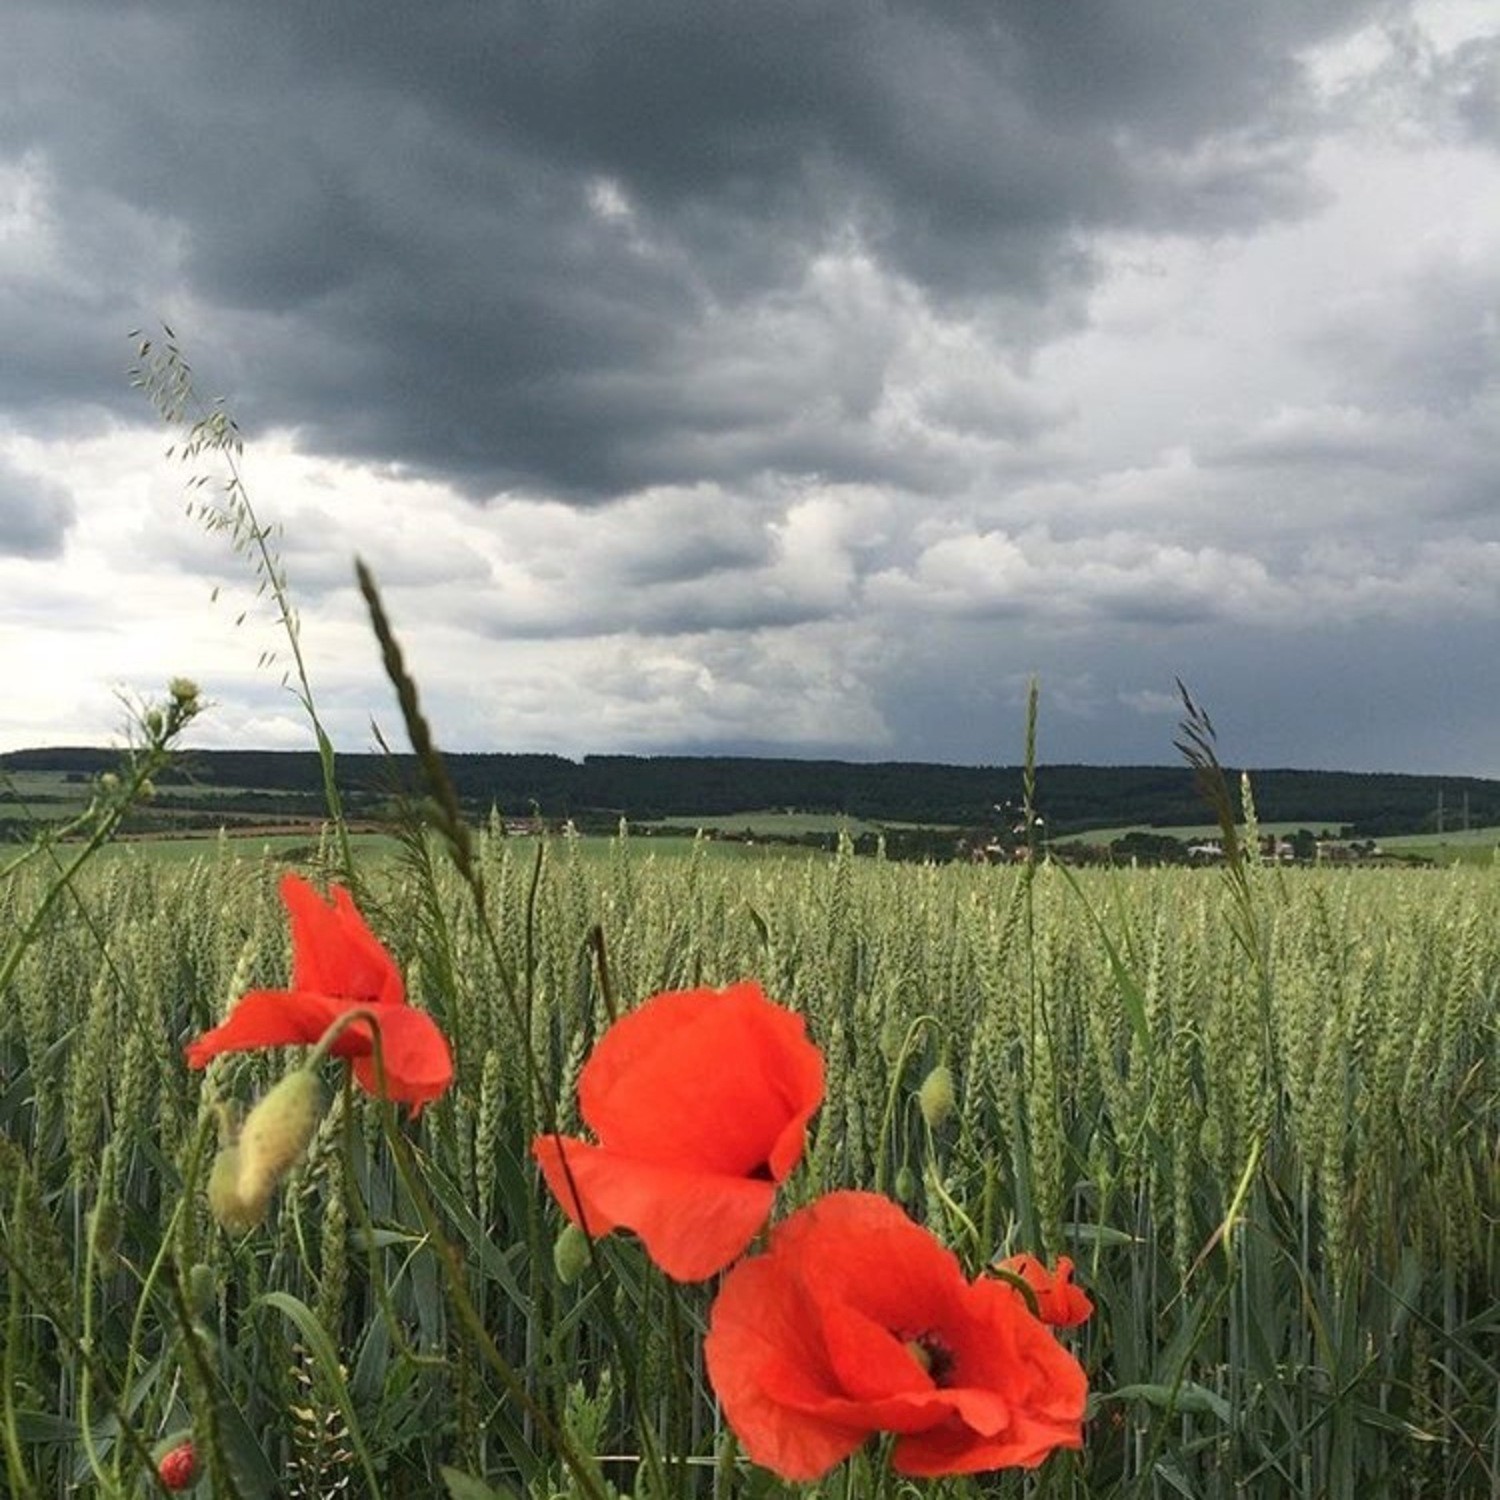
top-left (0, 457), bottom-right (76, 558)
top-left (866, 608), bottom-right (1500, 776)
top-left (2, 0), bottom-right (1391, 499)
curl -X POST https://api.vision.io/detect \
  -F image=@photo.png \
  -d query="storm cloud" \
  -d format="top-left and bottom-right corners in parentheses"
top-left (2, 1), bottom-right (1498, 772)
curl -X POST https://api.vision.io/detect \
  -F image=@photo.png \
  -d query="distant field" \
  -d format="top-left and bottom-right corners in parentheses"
top-left (90, 827), bottom-right (829, 867)
top-left (0, 768), bottom-right (92, 819)
top-left (1050, 820), bottom-right (1353, 844)
top-left (1047, 821), bottom-right (1500, 867)
top-left (94, 830), bottom-right (403, 865)
top-left (1379, 828), bottom-right (1500, 865)
top-left (637, 809), bottom-right (954, 837)
top-left (11, 759), bottom-right (1497, 867)
top-left (638, 808), bottom-right (880, 836)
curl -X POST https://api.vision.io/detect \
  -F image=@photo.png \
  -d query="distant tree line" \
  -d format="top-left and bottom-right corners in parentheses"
top-left (5, 747), bottom-right (1499, 838)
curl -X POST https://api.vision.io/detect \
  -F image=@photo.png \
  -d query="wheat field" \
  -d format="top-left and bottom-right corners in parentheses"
top-left (1, 822), bottom-right (1494, 1498)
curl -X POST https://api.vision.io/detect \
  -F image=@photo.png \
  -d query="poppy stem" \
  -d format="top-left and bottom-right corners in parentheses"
top-left (307, 1007), bottom-right (383, 1074)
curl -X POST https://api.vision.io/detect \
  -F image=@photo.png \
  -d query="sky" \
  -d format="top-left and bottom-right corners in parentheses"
top-left (2, 1), bottom-right (1498, 773)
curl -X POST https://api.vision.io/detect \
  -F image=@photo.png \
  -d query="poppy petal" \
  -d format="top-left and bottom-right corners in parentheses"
top-left (895, 1386), bottom-right (1084, 1476)
top-left (705, 1191), bottom-right (1088, 1482)
top-left (347, 1003), bottom-right (453, 1108)
top-left (280, 875), bottom-right (404, 1006)
top-left (532, 1135), bottom-right (778, 1281)
top-left (704, 1245), bottom-right (877, 1480)
top-left (993, 1254), bottom-right (1094, 1327)
top-left (184, 988), bottom-right (345, 1068)
top-left (578, 982), bottom-right (823, 1178)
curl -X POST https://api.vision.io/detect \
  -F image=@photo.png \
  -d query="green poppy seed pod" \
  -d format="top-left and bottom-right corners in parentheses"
top-left (552, 1221), bottom-right (592, 1286)
top-left (918, 1064), bottom-right (956, 1130)
top-left (206, 1144), bottom-right (265, 1234)
top-left (237, 1070), bottom-right (323, 1203)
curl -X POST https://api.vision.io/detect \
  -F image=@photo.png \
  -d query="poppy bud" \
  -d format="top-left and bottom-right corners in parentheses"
top-left (552, 1221), bottom-right (592, 1285)
top-left (237, 1070), bottom-right (323, 1204)
top-left (206, 1144), bottom-right (264, 1234)
top-left (157, 1437), bottom-right (198, 1489)
top-left (917, 1064), bottom-right (955, 1130)
top-left (893, 1164), bottom-right (918, 1202)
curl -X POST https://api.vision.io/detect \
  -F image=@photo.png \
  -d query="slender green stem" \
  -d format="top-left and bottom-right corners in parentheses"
top-left (1, 1222), bottom-right (40, 1500)
top-left (0, 1240), bottom-right (176, 1497)
top-left (377, 1107), bottom-right (611, 1500)
top-left (79, 1181), bottom-right (129, 1499)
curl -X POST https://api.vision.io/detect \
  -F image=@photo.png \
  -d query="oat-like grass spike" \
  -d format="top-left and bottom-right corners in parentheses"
top-left (355, 558), bottom-right (477, 887)
top-left (1172, 677), bottom-right (1278, 1090)
top-left (1172, 678), bottom-right (1243, 862)
top-left (129, 325), bottom-right (355, 881)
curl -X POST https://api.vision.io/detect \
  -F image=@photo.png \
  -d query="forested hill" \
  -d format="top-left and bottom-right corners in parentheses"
top-left (5, 746), bottom-right (1499, 836)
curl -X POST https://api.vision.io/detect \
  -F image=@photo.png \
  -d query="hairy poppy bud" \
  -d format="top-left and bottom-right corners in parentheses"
top-left (237, 1070), bottom-right (322, 1204)
top-left (206, 1144), bottom-right (263, 1234)
top-left (893, 1164), bottom-right (918, 1203)
top-left (917, 1064), bottom-right (955, 1130)
top-left (552, 1221), bottom-right (592, 1285)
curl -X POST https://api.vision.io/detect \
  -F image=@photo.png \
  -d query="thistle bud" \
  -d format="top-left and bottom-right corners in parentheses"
top-left (917, 1064), bottom-right (956, 1130)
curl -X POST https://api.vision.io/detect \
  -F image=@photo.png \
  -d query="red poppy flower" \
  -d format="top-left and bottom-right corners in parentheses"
top-left (991, 1253), bottom-right (1094, 1328)
top-left (185, 874), bottom-right (452, 1110)
top-left (704, 1191), bottom-right (1087, 1481)
top-left (531, 981), bottom-right (824, 1281)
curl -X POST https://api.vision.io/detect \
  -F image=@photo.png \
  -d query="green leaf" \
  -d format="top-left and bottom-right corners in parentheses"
top-left (1113, 1381), bottom-right (1232, 1422)
top-left (1062, 1221), bottom-right (1140, 1247)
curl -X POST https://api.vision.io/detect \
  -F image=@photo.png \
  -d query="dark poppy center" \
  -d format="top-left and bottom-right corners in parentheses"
top-left (904, 1331), bottom-right (956, 1386)
top-left (746, 1159), bottom-right (775, 1181)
